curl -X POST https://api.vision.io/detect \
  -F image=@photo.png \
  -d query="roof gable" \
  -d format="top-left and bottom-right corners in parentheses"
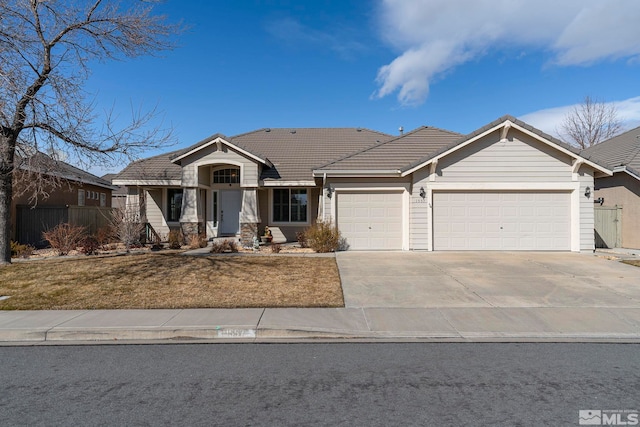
top-left (401, 116), bottom-right (611, 177)
top-left (171, 134), bottom-right (270, 166)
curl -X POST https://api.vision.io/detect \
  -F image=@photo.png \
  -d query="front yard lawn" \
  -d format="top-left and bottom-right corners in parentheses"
top-left (0, 253), bottom-right (344, 310)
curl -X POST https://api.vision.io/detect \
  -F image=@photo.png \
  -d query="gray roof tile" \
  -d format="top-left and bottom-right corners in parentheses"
top-left (116, 128), bottom-right (392, 183)
top-left (581, 125), bottom-right (640, 174)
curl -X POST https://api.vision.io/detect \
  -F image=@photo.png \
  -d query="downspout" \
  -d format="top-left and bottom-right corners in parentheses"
top-left (322, 172), bottom-right (327, 222)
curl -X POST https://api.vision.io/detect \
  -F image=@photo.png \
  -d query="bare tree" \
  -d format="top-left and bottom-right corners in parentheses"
top-left (560, 96), bottom-right (623, 149)
top-left (0, 0), bottom-right (181, 264)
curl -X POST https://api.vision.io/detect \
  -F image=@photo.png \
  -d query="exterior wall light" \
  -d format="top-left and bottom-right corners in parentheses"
top-left (326, 185), bottom-right (333, 198)
top-left (585, 186), bottom-right (591, 198)
top-left (419, 187), bottom-right (426, 199)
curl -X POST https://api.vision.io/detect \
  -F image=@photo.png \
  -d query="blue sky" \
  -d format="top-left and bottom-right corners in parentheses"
top-left (85, 0), bottom-right (640, 175)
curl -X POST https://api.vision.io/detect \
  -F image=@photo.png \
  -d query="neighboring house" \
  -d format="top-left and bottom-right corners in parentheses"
top-left (102, 173), bottom-right (128, 210)
top-left (581, 126), bottom-right (640, 249)
top-left (113, 116), bottom-right (611, 251)
top-left (11, 153), bottom-right (117, 246)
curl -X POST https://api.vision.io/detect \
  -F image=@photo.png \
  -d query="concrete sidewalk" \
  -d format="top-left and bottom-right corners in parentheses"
top-left (2, 306), bottom-right (640, 344)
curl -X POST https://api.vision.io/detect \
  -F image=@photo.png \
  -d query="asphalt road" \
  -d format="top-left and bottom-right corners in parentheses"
top-left (1, 343), bottom-right (638, 426)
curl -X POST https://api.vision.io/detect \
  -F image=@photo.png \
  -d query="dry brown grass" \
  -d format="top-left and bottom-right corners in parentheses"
top-left (622, 260), bottom-right (640, 267)
top-left (0, 253), bottom-right (344, 310)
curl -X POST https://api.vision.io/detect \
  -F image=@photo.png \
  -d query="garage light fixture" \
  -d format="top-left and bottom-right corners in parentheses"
top-left (326, 185), bottom-right (333, 198)
top-left (584, 186), bottom-right (591, 198)
top-left (419, 187), bottom-right (426, 199)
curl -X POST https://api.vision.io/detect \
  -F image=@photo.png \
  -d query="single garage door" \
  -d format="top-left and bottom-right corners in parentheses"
top-left (433, 191), bottom-right (570, 250)
top-left (337, 191), bottom-right (403, 250)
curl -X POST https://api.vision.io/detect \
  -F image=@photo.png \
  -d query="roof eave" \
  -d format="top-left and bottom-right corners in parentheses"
top-left (313, 169), bottom-right (402, 177)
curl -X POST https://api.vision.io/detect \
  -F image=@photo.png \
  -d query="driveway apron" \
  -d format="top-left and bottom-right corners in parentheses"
top-left (336, 252), bottom-right (640, 309)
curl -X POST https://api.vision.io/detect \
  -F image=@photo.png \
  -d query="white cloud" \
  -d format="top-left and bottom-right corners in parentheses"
top-left (520, 96), bottom-right (640, 137)
top-left (374, 0), bottom-right (640, 105)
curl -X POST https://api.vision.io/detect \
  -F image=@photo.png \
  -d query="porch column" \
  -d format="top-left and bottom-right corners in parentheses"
top-left (180, 187), bottom-right (200, 239)
top-left (239, 188), bottom-right (260, 247)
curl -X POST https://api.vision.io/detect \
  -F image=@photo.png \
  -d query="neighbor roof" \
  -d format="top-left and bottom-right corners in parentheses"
top-left (116, 128), bottom-right (392, 184)
top-left (16, 152), bottom-right (116, 190)
top-left (581, 125), bottom-right (640, 178)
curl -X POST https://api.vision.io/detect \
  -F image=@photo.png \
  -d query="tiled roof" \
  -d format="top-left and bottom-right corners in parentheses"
top-left (114, 149), bottom-right (184, 182)
top-left (116, 128), bottom-right (392, 183)
top-left (16, 152), bottom-right (116, 189)
top-left (316, 126), bottom-right (462, 172)
top-left (581, 125), bottom-right (640, 176)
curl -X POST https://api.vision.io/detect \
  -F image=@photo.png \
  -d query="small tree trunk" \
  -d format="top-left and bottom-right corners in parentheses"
top-left (0, 133), bottom-right (17, 265)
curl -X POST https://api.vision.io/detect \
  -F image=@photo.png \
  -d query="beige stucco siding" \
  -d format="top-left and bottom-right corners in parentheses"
top-left (594, 173), bottom-right (640, 248)
top-left (409, 168), bottom-right (430, 250)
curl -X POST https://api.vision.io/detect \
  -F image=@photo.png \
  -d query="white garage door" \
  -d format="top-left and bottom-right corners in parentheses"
top-left (433, 191), bottom-right (570, 250)
top-left (337, 191), bottom-right (403, 250)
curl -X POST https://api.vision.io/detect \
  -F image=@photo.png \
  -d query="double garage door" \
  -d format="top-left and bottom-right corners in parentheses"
top-left (336, 190), bottom-right (571, 251)
top-left (433, 191), bottom-right (570, 250)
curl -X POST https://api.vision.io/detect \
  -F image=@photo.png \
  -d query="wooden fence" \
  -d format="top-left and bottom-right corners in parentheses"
top-left (16, 205), bottom-right (114, 247)
top-left (594, 206), bottom-right (622, 249)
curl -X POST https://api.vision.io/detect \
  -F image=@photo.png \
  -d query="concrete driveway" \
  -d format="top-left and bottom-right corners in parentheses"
top-left (336, 252), bottom-right (640, 309)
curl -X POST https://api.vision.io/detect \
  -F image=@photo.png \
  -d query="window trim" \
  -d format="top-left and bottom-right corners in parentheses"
top-left (78, 189), bottom-right (85, 206)
top-left (166, 188), bottom-right (183, 223)
top-left (270, 188), bottom-right (310, 225)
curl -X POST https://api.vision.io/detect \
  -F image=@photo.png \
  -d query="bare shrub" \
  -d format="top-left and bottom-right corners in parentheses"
top-left (296, 231), bottom-right (308, 248)
top-left (304, 221), bottom-right (343, 253)
top-left (10, 241), bottom-right (33, 258)
top-left (187, 233), bottom-right (208, 249)
top-left (271, 243), bottom-right (282, 254)
top-left (95, 227), bottom-right (114, 250)
top-left (80, 236), bottom-right (100, 255)
top-left (109, 208), bottom-right (144, 253)
top-left (210, 240), bottom-right (239, 254)
top-left (168, 230), bottom-right (184, 249)
top-left (42, 223), bottom-right (87, 255)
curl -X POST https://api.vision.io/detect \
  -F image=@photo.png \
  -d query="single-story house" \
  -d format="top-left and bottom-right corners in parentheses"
top-left (113, 115), bottom-right (611, 251)
top-left (581, 126), bottom-right (640, 249)
top-left (11, 152), bottom-right (117, 246)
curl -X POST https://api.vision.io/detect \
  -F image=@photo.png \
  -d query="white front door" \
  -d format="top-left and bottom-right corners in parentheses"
top-left (219, 189), bottom-right (242, 235)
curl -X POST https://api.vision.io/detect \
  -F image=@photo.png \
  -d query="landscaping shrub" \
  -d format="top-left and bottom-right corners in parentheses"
top-left (95, 227), bottom-right (114, 250)
top-left (271, 243), bottom-right (282, 253)
top-left (296, 231), bottom-right (308, 248)
top-left (168, 230), bottom-right (184, 249)
top-left (108, 208), bottom-right (144, 252)
top-left (188, 233), bottom-right (208, 249)
top-left (42, 223), bottom-right (87, 255)
top-left (80, 236), bottom-right (100, 255)
top-left (303, 221), bottom-right (343, 253)
top-left (210, 239), bottom-right (239, 253)
top-left (10, 241), bottom-right (33, 258)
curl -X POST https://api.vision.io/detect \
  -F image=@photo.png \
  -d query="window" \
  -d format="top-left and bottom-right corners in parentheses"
top-left (273, 189), bottom-right (308, 223)
top-left (213, 168), bottom-right (240, 184)
top-left (100, 193), bottom-right (106, 207)
top-left (167, 189), bottom-right (183, 222)
top-left (78, 189), bottom-right (85, 206)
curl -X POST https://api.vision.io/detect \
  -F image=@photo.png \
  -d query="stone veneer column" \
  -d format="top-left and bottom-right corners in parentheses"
top-left (179, 187), bottom-right (200, 242)
top-left (239, 188), bottom-right (260, 247)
